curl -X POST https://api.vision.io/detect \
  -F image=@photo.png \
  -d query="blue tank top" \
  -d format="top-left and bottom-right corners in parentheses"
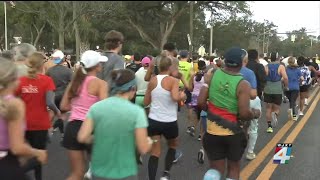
top-left (266, 63), bottom-right (281, 82)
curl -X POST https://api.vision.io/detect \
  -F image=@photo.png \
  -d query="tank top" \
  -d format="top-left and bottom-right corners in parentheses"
top-left (192, 72), bottom-right (205, 96)
top-left (0, 95), bottom-right (16, 150)
top-left (207, 69), bottom-right (243, 136)
top-left (148, 75), bottom-right (177, 123)
top-left (264, 63), bottom-right (283, 94)
top-left (69, 76), bottom-right (100, 121)
top-left (300, 66), bottom-right (312, 86)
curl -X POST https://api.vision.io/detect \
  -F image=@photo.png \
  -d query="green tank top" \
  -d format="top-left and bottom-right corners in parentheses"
top-left (209, 69), bottom-right (243, 114)
top-left (179, 61), bottom-right (192, 87)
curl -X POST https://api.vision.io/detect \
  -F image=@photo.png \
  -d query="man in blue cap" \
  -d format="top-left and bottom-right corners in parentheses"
top-left (198, 47), bottom-right (261, 180)
top-left (46, 50), bottom-right (73, 141)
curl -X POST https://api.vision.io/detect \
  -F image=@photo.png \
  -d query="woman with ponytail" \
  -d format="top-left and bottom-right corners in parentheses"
top-left (0, 58), bottom-right (47, 180)
top-left (15, 52), bottom-right (59, 180)
top-left (60, 50), bottom-right (108, 180)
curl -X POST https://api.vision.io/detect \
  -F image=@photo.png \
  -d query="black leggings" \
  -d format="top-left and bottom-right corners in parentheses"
top-left (285, 90), bottom-right (299, 115)
top-left (25, 130), bottom-right (48, 180)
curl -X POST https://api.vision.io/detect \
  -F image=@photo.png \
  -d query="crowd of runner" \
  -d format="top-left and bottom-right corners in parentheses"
top-left (0, 29), bottom-right (320, 180)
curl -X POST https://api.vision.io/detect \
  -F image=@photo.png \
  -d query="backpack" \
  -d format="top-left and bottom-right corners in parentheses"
top-left (267, 64), bottom-right (281, 82)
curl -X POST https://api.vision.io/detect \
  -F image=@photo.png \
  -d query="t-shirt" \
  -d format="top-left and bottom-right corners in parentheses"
top-left (135, 67), bottom-right (148, 95)
top-left (87, 96), bottom-right (148, 179)
top-left (126, 62), bottom-right (142, 73)
top-left (178, 61), bottom-right (193, 87)
top-left (259, 58), bottom-right (268, 66)
top-left (240, 66), bottom-right (257, 89)
top-left (46, 65), bottom-right (73, 99)
top-left (15, 74), bottom-right (56, 130)
top-left (300, 66), bottom-right (312, 86)
top-left (98, 51), bottom-right (125, 87)
top-left (286, 67), bottom-right (301, 90)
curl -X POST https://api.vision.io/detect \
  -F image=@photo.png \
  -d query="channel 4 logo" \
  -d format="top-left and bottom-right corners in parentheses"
top-left (273, 143), bottom-right (292, 164)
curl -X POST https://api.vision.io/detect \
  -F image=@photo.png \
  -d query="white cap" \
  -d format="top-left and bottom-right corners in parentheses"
top-left (51, 50), bottom-right (64, 59)
top-left (80, 50), bottom-right (108, 68)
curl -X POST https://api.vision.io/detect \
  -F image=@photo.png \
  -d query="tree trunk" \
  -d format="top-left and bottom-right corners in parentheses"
top-left (189, 1), bottom-right (194, 53)
top-left (58, 30), bottom-right (65, 51)
top-left (73, 2), bottom-right (80, 61)
top-left (58, 13), bottom-right (65, 50)
top-left (34, 23), bottom-right (46, 47)
top-left (80, 42), bottom-right (90, 55)
top-left (30, 26), bottom-right (34, 45)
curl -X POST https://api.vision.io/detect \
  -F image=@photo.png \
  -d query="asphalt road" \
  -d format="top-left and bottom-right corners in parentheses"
top-left (37, 87), bottom-right (320, 180)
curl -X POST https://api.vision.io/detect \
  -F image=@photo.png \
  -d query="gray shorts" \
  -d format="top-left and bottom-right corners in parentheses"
top-left (93, 175), bottom-right (138, 180)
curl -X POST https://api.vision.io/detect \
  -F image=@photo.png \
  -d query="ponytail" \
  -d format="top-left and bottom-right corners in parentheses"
top-left (68, 63), bottom-right (88, 99)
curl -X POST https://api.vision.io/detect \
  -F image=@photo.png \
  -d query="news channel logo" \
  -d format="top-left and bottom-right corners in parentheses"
top-left (273, 143), bottom-right (293, 164)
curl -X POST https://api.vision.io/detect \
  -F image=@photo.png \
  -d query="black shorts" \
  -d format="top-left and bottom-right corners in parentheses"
top-left (300, 85), bottom-right (311, 93)
top-left (203, 132), bottom-right (247, 161)
top-left (184, 89), bottom-right (192, 104)
top-left (25, 130), bottom-right (48, 150)
top-left (55, 96), bottom-right (67, 113)
top-left (0, 152), bottom-right (27, 180)
top-left (147, 118), bottom-right (179, 140)
top-left (263, 93), bottom-right (282, 106)
top-left (63, 120), bottom-right (91, 151)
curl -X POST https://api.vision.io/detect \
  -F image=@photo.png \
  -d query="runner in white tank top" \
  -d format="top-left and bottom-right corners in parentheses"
top-left (144, 53), bottom-right (186, 180)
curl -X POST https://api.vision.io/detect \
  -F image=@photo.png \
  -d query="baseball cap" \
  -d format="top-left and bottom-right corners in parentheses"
top-left (224, 47), bottom-right (247, 67)
top-left (51, 50), bottom-right (65, 64)
top-left (141, 56), bottom-right (151, 66)
top-left (179, 50), bottom-right (189, 58)
top-left (80, 50), bottom-right (108, 68)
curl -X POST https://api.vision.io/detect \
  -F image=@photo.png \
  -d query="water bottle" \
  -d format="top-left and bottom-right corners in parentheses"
top-left (203, 169), bottom-right (221, 180)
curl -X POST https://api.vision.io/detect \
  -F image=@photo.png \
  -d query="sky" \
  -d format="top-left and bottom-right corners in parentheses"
top-left (250, 1), bottom-right (320, 37)
top-left (205, 1), bottom-right (320, 38)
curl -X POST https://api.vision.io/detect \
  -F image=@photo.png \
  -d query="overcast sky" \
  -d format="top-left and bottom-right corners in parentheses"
top-left (250, 1), bottom-right (320, 36)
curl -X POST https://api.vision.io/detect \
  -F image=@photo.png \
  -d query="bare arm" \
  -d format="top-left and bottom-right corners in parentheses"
top-left (171, 78), bottom-right (185, 102)
top-left (135, 128), bottom-right (151, 154)
top-left (98, 80), bottom-right (108, 100)
top-left (144, 59), bottom-right (155, 82)
top-left (188, 74), bottom-right (195, 92)
top-left (7, 99), bottom-right (47, 164)
top-left (198, 69), bottom-right (214, 110)
top-left (250, 89), bottom-right (257, 100)
top-left (144, 79), bottom-right (154, 107)
top-left (60, 85), bottom-right (72, 112)
top-left (237, 80), bottom-right (259, 121)
top-left (77, 118), bottom-right (94, 144)
top-left (279, 65), bottom-right (289, 88)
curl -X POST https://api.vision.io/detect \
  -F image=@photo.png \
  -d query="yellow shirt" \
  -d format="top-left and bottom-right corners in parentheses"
top-left (179, 61), bottom-right (192, 87)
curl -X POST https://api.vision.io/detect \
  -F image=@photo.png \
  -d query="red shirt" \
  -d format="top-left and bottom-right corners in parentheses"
top-left (15, 74), bottom-right (56, 131)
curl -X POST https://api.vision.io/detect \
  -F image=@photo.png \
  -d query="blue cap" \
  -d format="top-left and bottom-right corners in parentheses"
top-left (179, 50), bottom-right (189, 58)
top-left (54, 58), bottom-right (63, 64)
top-left (224, 47), bottom-right (247, 67)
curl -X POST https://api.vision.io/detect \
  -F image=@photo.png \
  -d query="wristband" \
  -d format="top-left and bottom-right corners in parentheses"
top-left (203, 84), bottom-right (208, 88)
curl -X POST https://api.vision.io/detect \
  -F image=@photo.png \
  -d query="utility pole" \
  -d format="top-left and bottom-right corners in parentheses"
top-left (4, 2), bottom-right (8, 50)
top-left (262, 21), bottom-right (266, 54)
top-left (209, 26), bottom-right (213, 56)
top-left (189, 1), bottom-right (194, 54)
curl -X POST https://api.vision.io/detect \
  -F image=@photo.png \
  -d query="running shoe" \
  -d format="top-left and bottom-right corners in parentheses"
top-left (160, 171), bottom-right (170, 180)
top-left (197, 149), bottom-right (205, 164)
top-left (198, 135), bottom-right (202, 141)
top-left (293, 115), bottom-right (298, 121)
top-left (246, 152), bottom-right (256, 160)
top-left (299, 111), bottom-right (304, 116)
top-left (84, 167), bottom-right (92, 180)
top-left (271, 112), bottom-right (278, 127)
top-left (283, 96), bottom-right (288, 103)
top-left (187, 126), bottom-right (195, 137)
top-left (267, 127), bottom-right (273, 133)
top-left (173, 150), bottom-right (183, 163)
